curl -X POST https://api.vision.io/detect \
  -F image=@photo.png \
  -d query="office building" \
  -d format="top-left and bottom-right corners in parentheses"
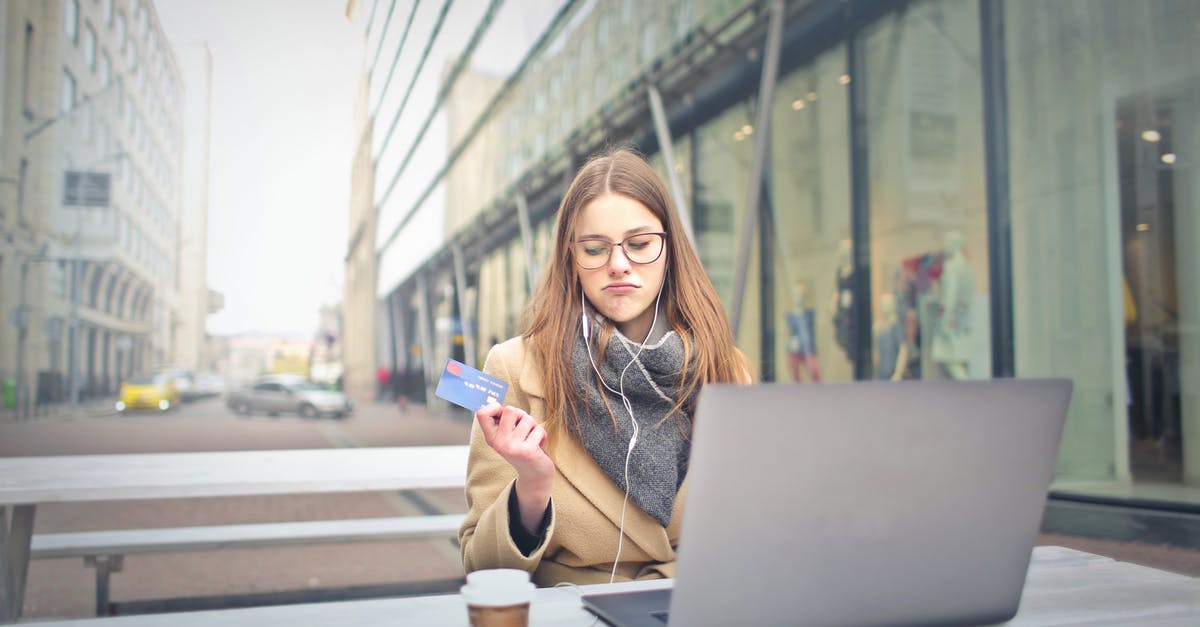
top-left (348, 0), bottom-right (1199, 509)
top-left (0, 0), bottom-right (186, 416)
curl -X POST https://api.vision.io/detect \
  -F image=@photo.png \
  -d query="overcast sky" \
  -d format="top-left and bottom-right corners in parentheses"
top-left (156, 0), bottom-right (362, 337)
top-left (155, 0), bottom-right (567, 337)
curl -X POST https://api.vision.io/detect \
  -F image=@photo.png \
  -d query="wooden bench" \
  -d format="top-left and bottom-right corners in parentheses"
top-left (30, 513), bottom-right (466, 616)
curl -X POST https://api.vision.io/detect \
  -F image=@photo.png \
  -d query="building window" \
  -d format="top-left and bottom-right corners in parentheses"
top-left (103, 0), bottom-right (114, 25)
top-left (23, 23), bottom-right (35, 118)
top-left (17, 159), bottom-right (29, 224)
top-left (100, 51), bottom-right (111, 87)
top-left (60, 69), bottom-right (77, 113)
top-left (116, 13), bottom-right (126, 51)
top-left (769, 45), bottom-right (854, 382)
top-left (64, 0), bottom-right (79, 43)
top-left (859, 2), bottom-right (991, 383)
top-left (84, 23), bottom-right (97, 69)
top-left (82, 103), bottom-right (93, 143)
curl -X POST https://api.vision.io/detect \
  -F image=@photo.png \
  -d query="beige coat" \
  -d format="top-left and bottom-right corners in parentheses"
top-left (458, 336), bottom-right (686, 586)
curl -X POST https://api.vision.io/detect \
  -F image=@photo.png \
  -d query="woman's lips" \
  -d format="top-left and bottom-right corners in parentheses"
top-left (604, 283), bottom-right (639, 294)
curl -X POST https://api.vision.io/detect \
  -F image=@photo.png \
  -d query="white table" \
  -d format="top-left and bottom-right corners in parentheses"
top-left (21, 547), bottom-right (1200, 626)
top-left (0, 446), bottom-right (470, 622)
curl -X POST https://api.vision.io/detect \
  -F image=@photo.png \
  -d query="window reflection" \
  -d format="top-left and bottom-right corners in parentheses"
top-left (770, 46), bottom-right (854, 382)
top-left (861, 0), bottom-right (991, 381)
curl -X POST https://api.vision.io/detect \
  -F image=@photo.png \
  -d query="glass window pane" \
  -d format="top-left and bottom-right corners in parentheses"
top-left (694, 102), bottom-right (761, 376)
top-left (1007, 0), bottom-right (1200, 496)
top-left (860, 0), bottom-right (990, 382)
top-left (771, 44), bottom-right (854, 382)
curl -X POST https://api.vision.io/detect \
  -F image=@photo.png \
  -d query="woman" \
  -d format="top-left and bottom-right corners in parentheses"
top-left (459, 148), bottom-right (749, 587)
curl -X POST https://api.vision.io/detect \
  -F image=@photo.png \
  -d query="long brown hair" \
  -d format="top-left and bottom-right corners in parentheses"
top-left (522, 147), bottom-right (749, 439)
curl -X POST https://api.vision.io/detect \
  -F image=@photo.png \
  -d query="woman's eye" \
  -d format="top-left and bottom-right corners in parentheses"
top-left (626, 240), bottom-right (649, 251)
top-left (584, 245), bottom-right (608, 256)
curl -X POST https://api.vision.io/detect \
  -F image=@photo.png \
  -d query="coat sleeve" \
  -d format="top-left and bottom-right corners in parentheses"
top-left (458, 342), bottom-right (556, 575)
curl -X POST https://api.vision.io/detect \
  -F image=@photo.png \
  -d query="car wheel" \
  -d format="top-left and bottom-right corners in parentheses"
top-left (331, 411), bottom-right (347, 421)
top-left (299, 404), bottom-right (318, 419)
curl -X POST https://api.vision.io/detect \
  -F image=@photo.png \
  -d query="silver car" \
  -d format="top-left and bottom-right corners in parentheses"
top-left (226, 375), bottom-right (353, 419)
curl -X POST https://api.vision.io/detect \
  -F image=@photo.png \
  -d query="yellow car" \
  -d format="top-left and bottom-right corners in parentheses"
top-left (116, 373), bottom-right (180, 413)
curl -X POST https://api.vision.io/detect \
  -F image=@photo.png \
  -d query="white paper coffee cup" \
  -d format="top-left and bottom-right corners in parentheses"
top-left (461, 569), bottom-right (535, 627)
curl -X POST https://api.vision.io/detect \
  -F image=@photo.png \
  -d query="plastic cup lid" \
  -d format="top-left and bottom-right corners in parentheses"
top-left (461, 569), bottom-right (534, 607)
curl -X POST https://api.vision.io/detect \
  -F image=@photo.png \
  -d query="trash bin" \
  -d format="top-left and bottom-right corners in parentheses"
top-left (3, 379), bottom-right (15, 409)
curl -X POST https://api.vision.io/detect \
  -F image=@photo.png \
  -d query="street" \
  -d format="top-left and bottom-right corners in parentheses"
top-left (0, 397), bottom-right (474, 619)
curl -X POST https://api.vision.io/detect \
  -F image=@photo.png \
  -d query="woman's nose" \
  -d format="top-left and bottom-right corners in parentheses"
top-left (607, 245), bottom-right (633, 273)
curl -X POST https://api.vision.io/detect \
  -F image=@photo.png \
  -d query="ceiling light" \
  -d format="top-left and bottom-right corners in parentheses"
top-left (1161, 153), bottom-right (1177, 164)
top-left (1141, 130), bottom-right (1161, 142)
top-left (838, 74), bottom-right (851, 85)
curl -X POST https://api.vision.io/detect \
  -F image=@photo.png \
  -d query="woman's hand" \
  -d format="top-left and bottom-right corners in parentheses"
top-left (476, 403), bottom-right (555, 534)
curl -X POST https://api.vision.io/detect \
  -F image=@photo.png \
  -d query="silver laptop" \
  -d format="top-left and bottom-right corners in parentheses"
top-left (582, 379), bottom-right (1072, 627)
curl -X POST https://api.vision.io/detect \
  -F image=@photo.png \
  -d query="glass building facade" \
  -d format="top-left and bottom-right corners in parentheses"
top-left (369, 0), bottom-right (1200, 509)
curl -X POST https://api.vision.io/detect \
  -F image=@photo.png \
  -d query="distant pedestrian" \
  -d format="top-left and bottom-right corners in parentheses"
top-left (375, 366), bottom-right (389, 401)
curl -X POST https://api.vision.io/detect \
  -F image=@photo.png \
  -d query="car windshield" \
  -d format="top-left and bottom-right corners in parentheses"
top-left (291, 382), bottom-right (326, 392)
top-left (128, 373), bottom-right (168, 385)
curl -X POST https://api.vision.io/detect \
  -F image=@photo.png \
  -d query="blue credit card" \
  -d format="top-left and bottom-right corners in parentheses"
top-left (435, 359), bottom-right (509, 411)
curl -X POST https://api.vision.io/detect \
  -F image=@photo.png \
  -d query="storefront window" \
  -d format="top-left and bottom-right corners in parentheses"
top-left (693, 102), bottom-right (761, 376)
top-left (769, 45), bottom-right (854, 382)
top-left (860, 0), bottom-right (990, 383)
top-left (1007, 0), bottom-right (1200, 496)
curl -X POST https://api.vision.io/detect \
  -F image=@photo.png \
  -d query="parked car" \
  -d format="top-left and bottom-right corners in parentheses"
top-left (157, 366), bottom-right (197, 401)
top-left (116, 372), bottom-right (180, 413)
top-left (226, 375), bottom-right (353, 419)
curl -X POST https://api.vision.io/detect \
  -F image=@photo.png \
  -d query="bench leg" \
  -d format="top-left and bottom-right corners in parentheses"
top-left (1, 505), bottom-right (36, 624)
top-left (83, 555), bottom-right (123, 616)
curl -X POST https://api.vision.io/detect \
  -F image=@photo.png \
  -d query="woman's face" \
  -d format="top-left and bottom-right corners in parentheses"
top-left (574, 193), bottom-right (667, 343)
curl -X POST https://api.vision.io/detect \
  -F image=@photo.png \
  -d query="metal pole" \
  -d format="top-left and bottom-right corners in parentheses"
top-left (730, 0), bottom-right (785, 334)
top-left (647, 84), bottom-right (696, 249)
top-left (514, 193), bottom-right (539, 296)
top-left (415, 271), bottom-right (437, 404)
top-left (451, 244), bottom-right (476, 367)
top-left (14, 260), bottom-right (30, 421)
top-left (69, 195), bottom-right (83, 410)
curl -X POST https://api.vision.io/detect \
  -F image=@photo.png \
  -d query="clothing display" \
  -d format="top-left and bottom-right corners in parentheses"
top-left (875, 320), bottom-right (905, 380)
top-left (460, 336), bottom-right (687, 586)
top-left (833, 267), bottom-right (856, 360)
top-left (786, 309), bottom-right (817, 357)
top-left (931, 254), bottom-right (974, 365)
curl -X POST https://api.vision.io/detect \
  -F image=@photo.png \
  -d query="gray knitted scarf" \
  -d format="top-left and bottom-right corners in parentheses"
top-left (570, 315), bottom-right (695, 527)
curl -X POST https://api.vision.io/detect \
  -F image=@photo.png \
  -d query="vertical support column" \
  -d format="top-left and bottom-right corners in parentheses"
top-left (647, 84), bottom-right (697, 249)
top-left (416, 270), bottom-right (437, 405)
top-left (1, 505), bottom-right (36, 622)
top-left (730, 0), bottom-right (785, 334)
top-left (452, 244), bottom-right (477, 368)
top-left (514, 193), bottom-right (539, 296)
top-left (1175, 86), bottom-right (1200, 485)
top-left (847, 22), bottom-right (874, 381)
top-left (980, 0), bottom-right (1014, 378)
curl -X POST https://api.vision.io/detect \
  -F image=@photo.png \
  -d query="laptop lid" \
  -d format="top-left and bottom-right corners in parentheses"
top-left (583, 379), bottom-right (1072, 626)
top-left (656, 378), bottom-right (1071, 627)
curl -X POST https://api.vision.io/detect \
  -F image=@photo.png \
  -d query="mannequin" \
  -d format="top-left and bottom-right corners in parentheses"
top-left (786, 282), bottom-right (822, 382)
top-left (931, 231), bottom-right (974, 379)
top-left (874, 293), bottom-right (907, 380)
top-left (830, 239), bottom-right (856, 363)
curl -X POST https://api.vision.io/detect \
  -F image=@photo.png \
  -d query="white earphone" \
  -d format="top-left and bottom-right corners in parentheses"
top-left (579, 274), bottom-right (666, 583)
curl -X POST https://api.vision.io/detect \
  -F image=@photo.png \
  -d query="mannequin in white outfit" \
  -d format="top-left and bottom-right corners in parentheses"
top-left (931, 231), bottom-right (974, 379)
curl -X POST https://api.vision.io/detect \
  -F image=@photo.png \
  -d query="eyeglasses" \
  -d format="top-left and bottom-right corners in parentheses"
top-left (573, 232), bottom-right (667, 270)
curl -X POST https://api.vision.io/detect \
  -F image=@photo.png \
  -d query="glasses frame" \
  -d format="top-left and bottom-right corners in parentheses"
top-left (572, 231), bottom-right (668, 270)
